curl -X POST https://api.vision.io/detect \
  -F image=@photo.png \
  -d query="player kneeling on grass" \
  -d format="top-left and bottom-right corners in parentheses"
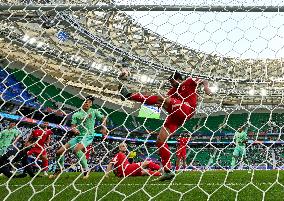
top-left (50, 96), bottom-right (108, 179)
top-left (105, 143), bottom-right (161, 178)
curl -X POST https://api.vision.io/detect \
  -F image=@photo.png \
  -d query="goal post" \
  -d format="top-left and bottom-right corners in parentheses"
top-left (1, 5), bottom-right (284, 12)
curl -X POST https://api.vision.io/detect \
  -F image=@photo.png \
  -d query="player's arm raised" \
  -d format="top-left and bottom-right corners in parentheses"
top-left (200, 80), bottom-right (213, 96)
top-left (192, 78), bottom-right (212, 96)
top-left (101, 117), bottom-right (108, 136)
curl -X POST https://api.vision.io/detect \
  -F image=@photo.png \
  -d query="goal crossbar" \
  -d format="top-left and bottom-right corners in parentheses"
top-left (0, 5), bottom-right (284, 12)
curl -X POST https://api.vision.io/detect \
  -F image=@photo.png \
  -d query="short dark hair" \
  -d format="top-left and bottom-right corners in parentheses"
top-left (168, 71), bottom-right (183, 81)
top-left (85, 95), bottom-right (95, 103)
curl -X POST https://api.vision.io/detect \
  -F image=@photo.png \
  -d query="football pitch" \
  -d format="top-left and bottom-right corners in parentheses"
top-left (0, 170), bottom-right (283, 201)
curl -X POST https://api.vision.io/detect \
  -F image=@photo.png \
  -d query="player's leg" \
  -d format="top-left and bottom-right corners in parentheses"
top-left (17, 148), bottom-right (37, 177)
top-left (240, 147), bottom-right (251, 173)
top-left (124, 163), bottom-right (143, 177)
top-left (2, 147), bottom-right (36, 178)
top-left (141, 160), bottom-right (160, 171)
top-left (182, 157), bottom-right (187, 170)
top-left (142, 169), bottom-right (162, 176)
top-left (73, 136), bottom-right (93, 179)
top-left (0, 151), bottom-right (27, 178)
top-left (176, 157), bottom-right (181, 171)
top-left (230, 147), bottom-right (240, 172)
top-left (156, 126), bottom-right (172, 170)
top-left (119, 85), bottom-right (171, 109)
top-left (158, 103), bottom-right (193, 180)
top-left (49, 143), bottom-right (71, 178)
top-left (26, 147), bottom-right (44, 174)
top-left (156, 123), bottom-right (179, 181)
top-left (0, 148), bottom-right (15, 177)
top-left (56, 144), bottom-right (70, 169)
top-left (39, 152), bottom-right (49, 176)
top-left (244, 149), bottom-right (251, 173)
top-left (56, 136), bottom-right (80, 170)
top-left (73, 143), bottom-right (88, 176)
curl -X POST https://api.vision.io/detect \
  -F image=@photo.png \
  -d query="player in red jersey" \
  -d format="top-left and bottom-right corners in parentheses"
top-left (119, 71), bottom-right (212, 180)
top-left (176, 137), bottom-right (191, 171)
top-left (26, 122), bottom-right (53, 176)
top-left (85, 145), bottom-right (93, 160)
top-left (105, 143), bottom-right (161, 178)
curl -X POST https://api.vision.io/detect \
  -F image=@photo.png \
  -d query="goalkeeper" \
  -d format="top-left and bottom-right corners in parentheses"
top-left (230, 124), bottom-right (250, 172)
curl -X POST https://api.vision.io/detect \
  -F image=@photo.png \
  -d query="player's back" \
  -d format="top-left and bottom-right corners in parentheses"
top-left (178, 137), bottom-right (190, 148)
top-left (235, 131), bottom-right (247, 146)
top-left (0, 128), bottom-right (18, 146)
top-left (31, 128), bottom-right (49, 147)
top-left (239, 131), bottom-right (247, 146)
top-left (168, 78), bottom-right (198, 107)
top-left (111, 152), bottom-right (129, 176)
top-left (113, 152), bottom-right (129, 167)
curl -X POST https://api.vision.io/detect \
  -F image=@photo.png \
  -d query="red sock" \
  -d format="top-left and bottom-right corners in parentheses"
top-left (130, 93), bottom-right (159, 105)
top-left (176, 166), bottom-right (180, 171)
top-left (42, 158), bottom-right (48, 171)
top-left (148, 161), bottom-right (160, 171)
top-left (156, 142), bottom-right (171, 171)
top-left (148, 170), bottom-right (161, 176)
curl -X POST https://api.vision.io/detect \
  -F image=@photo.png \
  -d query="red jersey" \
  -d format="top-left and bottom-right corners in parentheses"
top-left (111, 152), bottom-right (129, 177)
top-left (85, 145), bottom-right (93, 160)
top-left (31, 128), bottom-right (53, 148)
top-left (167, 78), bottom-right (199, 108)
top-left (177, 137), bottom-right (190, 149)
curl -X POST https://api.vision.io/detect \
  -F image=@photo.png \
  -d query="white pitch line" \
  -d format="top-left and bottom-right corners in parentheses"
top-left (1, 182), bottom-right (274, 187)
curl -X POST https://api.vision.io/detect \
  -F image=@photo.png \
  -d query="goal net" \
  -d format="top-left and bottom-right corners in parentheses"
top-left (0, 1), bottom-right (284, 200)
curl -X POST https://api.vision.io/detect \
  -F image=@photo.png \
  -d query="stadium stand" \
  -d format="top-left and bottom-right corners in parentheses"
top-left (0, 68), bottom-right (40, 108)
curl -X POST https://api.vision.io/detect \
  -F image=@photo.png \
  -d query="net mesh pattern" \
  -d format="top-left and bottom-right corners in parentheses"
top-left (0, 1), bottom-right (284, 201)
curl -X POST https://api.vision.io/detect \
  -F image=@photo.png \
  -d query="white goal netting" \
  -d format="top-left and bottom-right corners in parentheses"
top-left (0, 1), bottom-right (284, 201)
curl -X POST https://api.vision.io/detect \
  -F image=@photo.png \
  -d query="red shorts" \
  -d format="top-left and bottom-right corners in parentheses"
top-left (176, 148), bottom-right (186, 159)
top-left (123, 163), bottom-right (142, 177)
top-left (164, 98), bottom-right (196, 133)
top-left (27, 147), bottom-right (47, 156)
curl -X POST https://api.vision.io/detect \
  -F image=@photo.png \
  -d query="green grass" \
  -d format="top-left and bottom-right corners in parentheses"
top-left (0, 170), bottom-right (284, 201)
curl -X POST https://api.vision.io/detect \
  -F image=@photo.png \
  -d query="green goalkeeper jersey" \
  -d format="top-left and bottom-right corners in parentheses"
top-left (0, 128), bottom-right (21, 148)
top-left (71, 108), bottom-right (104, 136)
top-left (234, 128), bottom-right (248, 147)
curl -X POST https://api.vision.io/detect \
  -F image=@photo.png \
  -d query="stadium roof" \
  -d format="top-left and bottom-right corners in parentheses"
top-left (1, 2), bottom-right (284, 111)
